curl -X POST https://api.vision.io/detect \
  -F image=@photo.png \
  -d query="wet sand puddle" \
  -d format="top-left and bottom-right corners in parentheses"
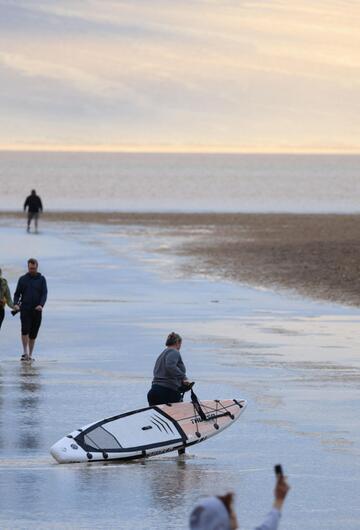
top-left (0, 219), bottom-right (360, 529)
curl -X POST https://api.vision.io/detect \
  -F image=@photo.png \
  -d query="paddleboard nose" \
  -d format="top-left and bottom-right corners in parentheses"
top-left (50, 438), bottom-right (73, 463)
top-left (50, 440), bottom-right (65, 463)
top-left (50, 437), bottom-right (85, 463)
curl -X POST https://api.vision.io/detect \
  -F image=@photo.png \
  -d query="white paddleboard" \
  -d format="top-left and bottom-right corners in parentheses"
top-left (50, 398), bottom-right (247, 463)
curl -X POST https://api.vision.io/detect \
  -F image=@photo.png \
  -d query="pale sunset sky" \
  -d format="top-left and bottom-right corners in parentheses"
top-left (0, 0), bottom-right (359, 152)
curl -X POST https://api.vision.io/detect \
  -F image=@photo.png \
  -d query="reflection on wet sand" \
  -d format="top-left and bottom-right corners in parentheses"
top-left (139, 457), bottom-right (204, 512)
top-left (75, 455), bottom-right (204, 506)
top-left (17, 363), bottom-right (42, 450)
top-left (66, 455), bottom-right (219, 527)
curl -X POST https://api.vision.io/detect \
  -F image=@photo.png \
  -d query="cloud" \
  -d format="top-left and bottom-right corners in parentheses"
top-left (0, 0), bottom-right (359, 150)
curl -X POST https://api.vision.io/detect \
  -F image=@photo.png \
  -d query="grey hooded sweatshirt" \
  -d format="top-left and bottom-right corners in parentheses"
top-left (152, 347), bottom-right (187, 391)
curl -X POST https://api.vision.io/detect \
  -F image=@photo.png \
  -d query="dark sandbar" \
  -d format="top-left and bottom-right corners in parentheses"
top-left (2, 211), bottom-right (360, 307)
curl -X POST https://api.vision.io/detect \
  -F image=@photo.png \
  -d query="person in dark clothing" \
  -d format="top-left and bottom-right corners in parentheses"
top-left (13, 258), bottom-right (47, 361)
top-left (147, 332), bottom-right (191, 406)
top-left (0, 268), bottom-right (15, 330)
top-left (24, 189), bottom-right (43, 232)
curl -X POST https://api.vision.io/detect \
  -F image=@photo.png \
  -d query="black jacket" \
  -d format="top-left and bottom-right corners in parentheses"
top-left (24, 195), bottom-right (43, 213)
top-left (14, 273), bottom-right (48, 310)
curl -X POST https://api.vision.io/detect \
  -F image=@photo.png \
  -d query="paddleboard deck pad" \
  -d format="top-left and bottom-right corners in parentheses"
top-left (50, 398), bottom-right (247, 463)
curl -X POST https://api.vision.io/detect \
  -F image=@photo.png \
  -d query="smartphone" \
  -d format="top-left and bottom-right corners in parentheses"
top-left (274, 464), bottom-right (283, 477)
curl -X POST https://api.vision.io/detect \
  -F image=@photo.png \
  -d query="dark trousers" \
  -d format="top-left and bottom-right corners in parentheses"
top-left (20, 309), bottom-right (42, 339)
top-left (147, 384), bottom-right (182, 406)
top-left (27, 212), bottom-right (39, 227)
top-left (0, 307), bottom-right (4, 330)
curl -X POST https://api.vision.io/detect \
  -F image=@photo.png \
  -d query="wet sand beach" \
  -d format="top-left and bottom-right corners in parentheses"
top-left (0, 214), bottom-right (360, 529)
top-left (2, 211), bottom-right (360, 307)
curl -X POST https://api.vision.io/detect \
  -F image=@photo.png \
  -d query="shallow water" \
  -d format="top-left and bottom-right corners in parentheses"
top-left (0, 218), bottom-right (360, 529)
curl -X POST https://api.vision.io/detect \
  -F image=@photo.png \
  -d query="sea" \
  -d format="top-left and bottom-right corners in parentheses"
top-left (0, 151), bottom-right (359, 212)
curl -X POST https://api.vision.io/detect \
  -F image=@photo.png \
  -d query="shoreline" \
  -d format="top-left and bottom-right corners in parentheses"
top-left (2, 210), bottom-right (360, 307)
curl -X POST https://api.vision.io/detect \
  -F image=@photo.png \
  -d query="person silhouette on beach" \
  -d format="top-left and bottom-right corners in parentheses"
top-left (24, 189), bottom-right (43, 233)
top-left (0, 268), bottom-right (15, 331)
top-left (13, 259), bottom-right (47, 362)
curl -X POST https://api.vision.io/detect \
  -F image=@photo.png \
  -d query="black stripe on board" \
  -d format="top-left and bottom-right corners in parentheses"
top-left (152, 414), bottom-right (175, 434)
top-left (154, 407), bottom-right (187, 444)
top-left (151, 417), bottom-right (166, 432)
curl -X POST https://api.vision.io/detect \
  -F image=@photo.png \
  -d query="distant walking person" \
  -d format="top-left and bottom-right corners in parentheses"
top-left (13, 259), bottom-right (47, 361)
top-left (0, 268), bottom-right (15, 331)
top-left (24, 189), bottom-right (43, 232)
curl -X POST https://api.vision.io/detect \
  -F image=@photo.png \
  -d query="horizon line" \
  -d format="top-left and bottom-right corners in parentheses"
top-left (0, 144), bottom-right (359, 155)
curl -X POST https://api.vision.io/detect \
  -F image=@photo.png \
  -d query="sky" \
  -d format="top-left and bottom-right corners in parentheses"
top-left (0, 0), bottom-right (359, 152)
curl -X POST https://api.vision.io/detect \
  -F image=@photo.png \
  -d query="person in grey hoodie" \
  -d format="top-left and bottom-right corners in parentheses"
top-left (147, 332), bottom-right (191, 406)
top-left (189, 471), bottom-right (290, 530)
top-left (13, 258), bottom-right (47, 361)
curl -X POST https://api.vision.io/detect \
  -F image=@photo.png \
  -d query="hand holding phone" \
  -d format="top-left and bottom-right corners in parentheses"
top-left (273, 464), bottom-right (290, 510)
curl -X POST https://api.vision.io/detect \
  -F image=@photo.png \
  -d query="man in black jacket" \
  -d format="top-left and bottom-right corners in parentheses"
top-left (24, 189), bottom-right (43, 233)
top-left (13, 258), bottom-right (48, 361)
